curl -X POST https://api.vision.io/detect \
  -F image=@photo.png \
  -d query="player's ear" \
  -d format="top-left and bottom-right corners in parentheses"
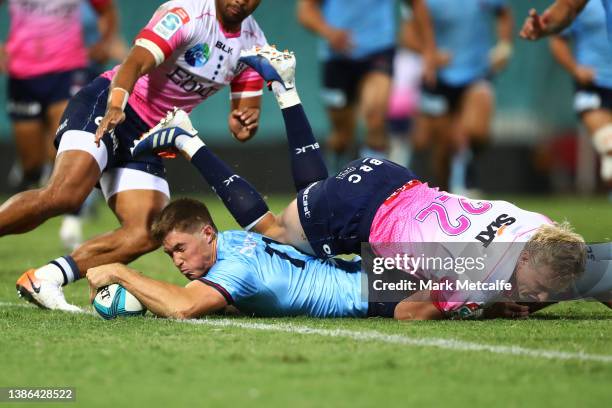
top-left (518, 250), bottom-right (530, 266)
top-left (202, 224), bottom-right (216, 243)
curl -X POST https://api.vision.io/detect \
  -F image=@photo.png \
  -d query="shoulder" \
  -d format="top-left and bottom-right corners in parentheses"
top-left (241, 16), bottom-right (267, 41)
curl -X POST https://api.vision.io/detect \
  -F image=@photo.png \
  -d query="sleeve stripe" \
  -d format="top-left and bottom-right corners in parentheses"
top-left (199, 278), bottom-right (234, 304)
top-left (135, 29), bottom-right (173, 59)
top-left (134, 38), bottom-right (166, 66)
top-left (230, 79), bottom-right (264, 93)
top-left (230, 90), bottom-right (263, 100)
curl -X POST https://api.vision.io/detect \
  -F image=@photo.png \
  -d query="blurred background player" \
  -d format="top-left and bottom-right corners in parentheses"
top-left (296, 0), bottom-right (436, 172)
top-left (81, 0), bottom-right (128, 82)
top-left (411, 0), bottom-right (513, 193)
top-left (56, 0), bottom-right (129, 251)
top-left (12, 0), bottom-right (267, 311)
top-left (386, 3), bottom-right (423, 168)
top-left (0, 0), bottom-right (118, 250)
top-left (549, 0), bottom-right (612, 188)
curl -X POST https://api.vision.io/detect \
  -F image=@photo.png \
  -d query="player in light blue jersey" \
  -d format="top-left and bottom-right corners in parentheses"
top-left (297, 0), bottom-right (436, 171)
top-left (414, 0), bottom-right (513, 193)
top-left (550, 1), bottom-right (612, 183)
top-left (87, 197), bottom-right (379, 319)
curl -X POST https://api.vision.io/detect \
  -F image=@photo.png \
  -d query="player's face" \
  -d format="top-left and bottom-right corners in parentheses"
top-left (162, 226), bottom-right (218, 280)
top-left (216, 0), bottom-right (261, 25)
top-left (514, 254), bottom-right (557, 302)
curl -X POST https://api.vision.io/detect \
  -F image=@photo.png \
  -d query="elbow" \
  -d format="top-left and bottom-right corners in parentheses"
top-left (171, 304), bottom-right (201, 320)
top-left (172, 310), bottom-right (197, 320)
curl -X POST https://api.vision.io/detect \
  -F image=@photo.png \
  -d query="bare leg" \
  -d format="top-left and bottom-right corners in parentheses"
top-left (71, 189), bottom-right (169, 275)
top-left (458, 82), bottom-right (494, 146)
top-left (12, 119), bottom-right (47, 182)
top-left (359, 71), bottom-right (392, 151)
top-left (0, 150), bottom-right (99, 236)
top-left (453, 82), bottom-right (494, 191)
top-left (326, 106), bottom-right (357, 172)
top-left (45, 101), bottom-right (69, 162)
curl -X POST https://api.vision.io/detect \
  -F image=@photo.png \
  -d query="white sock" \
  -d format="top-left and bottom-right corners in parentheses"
top-left (176, 135), bottom-right (205, 160)
top-left (35, 264), bottom-right (65, 286)
top-left (35, 256), bottom-right (81, 286)
top-left (272, 82), bottom-right (300, 109)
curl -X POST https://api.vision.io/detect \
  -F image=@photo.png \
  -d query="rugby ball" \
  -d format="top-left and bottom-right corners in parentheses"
top-left (93, 284), bottom-right (146, 320)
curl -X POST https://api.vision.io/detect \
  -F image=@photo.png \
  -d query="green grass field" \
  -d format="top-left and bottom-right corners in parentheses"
top-left (0, 194), bottom-right (611, 408)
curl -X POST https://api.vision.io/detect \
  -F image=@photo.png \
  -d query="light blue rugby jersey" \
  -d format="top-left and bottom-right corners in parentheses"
top-left (426, 0), bottom-right (506, 85)
top-left (563, 0), bottom-right (612, 88)
top-left (200, 231), bottom-right (369, 318)
top-left (602, 0), bottom-right (612, 43)
top-left (318, 0), bottom-right (397, 61)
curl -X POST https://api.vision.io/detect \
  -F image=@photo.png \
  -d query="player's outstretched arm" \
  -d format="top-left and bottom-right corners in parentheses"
top-left (408, 0), bottom-right (438, 86)
top-left (94, 46), bottom-right (157, 146)
top-left (393, 293), bottom-right (444, 320)
top-left (87, 264), bottom-right (227, 319)
top-left (297, 0), bottom-right (352, 54)
top-left (520, 0), bottom-right (588, 40)
top-left (88, 0), bottom-right (119, 65)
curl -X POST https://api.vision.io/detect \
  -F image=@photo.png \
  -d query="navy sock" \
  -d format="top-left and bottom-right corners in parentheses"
top-left (190, 147), bottom-right (269, 229)
top-left (281, 104), bottom-right (328, 191)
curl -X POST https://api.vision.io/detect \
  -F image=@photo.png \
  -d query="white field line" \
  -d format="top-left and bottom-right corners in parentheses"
top-left (2, 301), bottom-right (611, 364)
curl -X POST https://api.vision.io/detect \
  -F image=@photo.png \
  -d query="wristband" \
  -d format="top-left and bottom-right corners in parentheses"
top-left (107, 87), bottom-right (130, 111)
top-left (489, 41), bottom-right (513, 62)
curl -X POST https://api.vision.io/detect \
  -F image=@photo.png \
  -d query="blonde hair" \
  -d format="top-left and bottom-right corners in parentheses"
top-left (523, 222), bottom-right (586, 291)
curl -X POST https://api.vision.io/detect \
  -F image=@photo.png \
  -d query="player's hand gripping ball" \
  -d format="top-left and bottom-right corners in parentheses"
top-left (93, 284), bottom-right (146, 320)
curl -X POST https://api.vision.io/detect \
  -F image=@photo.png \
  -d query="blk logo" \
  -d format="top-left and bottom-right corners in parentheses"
top-left (215, 41), bottom-right (233, 55)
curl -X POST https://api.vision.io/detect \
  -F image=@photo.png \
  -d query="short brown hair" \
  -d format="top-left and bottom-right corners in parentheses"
top-left (524, 221), bottom-right (587, 291)
top-left (151, 198), bottom-right (218, 244)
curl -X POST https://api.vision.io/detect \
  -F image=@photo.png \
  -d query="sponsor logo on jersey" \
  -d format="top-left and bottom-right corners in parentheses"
top-left (215, 41), bottom-right (233, 55)
top-left (475, 214), bottom-right (516, 247)
top-left (153, 7), bottom-right (190, 40)
top-left (185, 43), bottom-right (210, 67)
top-left (56, 118), bottom-right (68, 135)
top-left (167, 66), bottom-right (222, 98)
top-left (300, 181), bottom-right (318, 219)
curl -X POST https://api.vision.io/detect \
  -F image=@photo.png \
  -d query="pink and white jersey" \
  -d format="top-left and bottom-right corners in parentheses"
top-left (102, 0), bottom-right (266, 127)
top-left (5, 0), bottom-right (108, 78)
top-left (370, 182), bottom-right (553, 310)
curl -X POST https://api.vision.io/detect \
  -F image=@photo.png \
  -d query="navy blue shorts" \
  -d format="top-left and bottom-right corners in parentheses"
top-left (367, 301), bottom-right (399, 318)
top-left (297, 158), bottom-right (417, 258)
top-left (54, 76), bottom-right (165, 178)
top-left (573, 83), bottom-right (612, 114)
top-left (322, 47), bottom-right (395, 108)
top-left (7, 69), bottom-right (89, 120)
top-left (420, 76), bottom-right (491, 116)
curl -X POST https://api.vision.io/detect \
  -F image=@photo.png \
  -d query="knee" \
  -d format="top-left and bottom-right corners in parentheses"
top-left (327, 131), bottom-right (354, 153)
top-left (40, 186), bottom-right (85, 214)
top-left (363, 107), bottom-right (387, 131)
top-left (120, 226), bottom-right (159, 256)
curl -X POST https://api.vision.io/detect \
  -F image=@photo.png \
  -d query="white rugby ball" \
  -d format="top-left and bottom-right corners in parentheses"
top-left (93, 284), bottom-right (146, 320)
